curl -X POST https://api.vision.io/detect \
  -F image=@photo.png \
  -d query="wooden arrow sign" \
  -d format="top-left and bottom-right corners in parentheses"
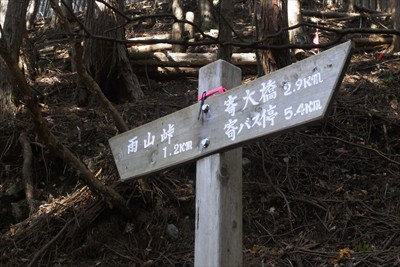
top-left (109, 41), bottom-right (353, 181)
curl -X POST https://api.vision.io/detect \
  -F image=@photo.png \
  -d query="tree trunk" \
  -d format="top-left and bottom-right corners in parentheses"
top-left (326, 0), bottom-right (333, 7)
top-left (258, 0), bottom-right (291, 74)
top-left (389, 0), bottom-right (400, 52)
top-left (27, 0), bottom-right (41, 29)
top-left (0, 0), bottom-right (30, 121)
top-left (76, 0), bottom-right (86, 11)
top-left (184, 11), bottom-right (195, 39)
top-left (198, 0), bottom-right (213, 30)
top-left (171, 0), bottom-right (185, 52)
top-left (217, 0), bottom-right (233, 61)
top-left (287, 0), bottom-right (307, 59)
top-left (287, 0), bottom-right (301, 44)
top-left (347, 0), bottom-right (356, 12)
top-left (61, 0), bottom-right (74, 22)
top-left (0, 34), bottom-right (133, 218)
top-left (84, 0), bottom-right (143, 103)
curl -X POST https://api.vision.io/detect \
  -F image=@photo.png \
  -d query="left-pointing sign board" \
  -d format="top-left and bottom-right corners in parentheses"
top-left (109, 41), bottom-right (353, 181)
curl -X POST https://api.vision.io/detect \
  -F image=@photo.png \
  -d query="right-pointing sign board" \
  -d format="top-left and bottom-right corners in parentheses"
top-left (109, 41), bottom-right (354, 180)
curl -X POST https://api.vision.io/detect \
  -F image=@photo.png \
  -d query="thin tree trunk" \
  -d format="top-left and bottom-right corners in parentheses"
top-left (217, 0), bottom-right (233, 61)
top-left (0, 36), bottom-right (133, 218)
top-left (288, 0), bottom-right (302, 44)
top-left (61, 0), bottom-right (74, 22)
top-left (287, 0), bottom-right (306, 59)
top-left (347, 0), bottom-right (356, 12)
top-left (0, 0), bottom-right (30, 121)
top-left (198, 0), bottom-right (213, 30)
top-left (19, 132), bottom-right (37, 213)
top-left (171, 0), bottom-right (185, 52)
top-left (184, 11), bottom-right (195, 39)
top-left (27, 0), bottom-right (41, 29)
top-left (258, 0), bottom-right (291, 74)
top-left (389, 0), bottom-right (400, 52)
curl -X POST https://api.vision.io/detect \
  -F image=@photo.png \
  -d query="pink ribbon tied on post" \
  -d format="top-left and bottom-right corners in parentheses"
top-left (197, 86), bottom-right (227, 101)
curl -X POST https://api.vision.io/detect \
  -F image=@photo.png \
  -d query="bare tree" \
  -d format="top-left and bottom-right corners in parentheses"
top-left (0, 0), bottom-right (30, 121)
top-left (83, 0), bottom-right (143, 103)
top-left (258, 0), bottom-right (291, 74)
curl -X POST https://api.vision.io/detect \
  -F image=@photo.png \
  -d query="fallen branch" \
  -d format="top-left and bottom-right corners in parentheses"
top-left (130, 52), bottom-right (256, 66)
top-left (0, 20), bottom-right (132, 220)
top-left (355, 4), bottom-right (392, 16)
top-left (18, 132), bottom-right (36, 214)
top-left (27, 218), bottom-right (74, 267)
top-left (353, 36), bottom-right (392, 49)
top-left (128, 43), bottom-right (173, 53)
top-left (301, 9), bottom-right (361, 18)
top-left (127, 36), bottom-right (389, 70)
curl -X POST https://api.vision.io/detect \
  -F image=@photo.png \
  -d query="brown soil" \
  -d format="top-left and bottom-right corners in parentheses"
top-left (1, 1), bottom-right (400, 267)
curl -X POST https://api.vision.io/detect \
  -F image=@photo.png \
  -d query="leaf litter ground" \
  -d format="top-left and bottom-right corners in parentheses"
top-left (1, 50), bottom-right (400, 267)
top-left (1, 3), bottom-right (400, 267)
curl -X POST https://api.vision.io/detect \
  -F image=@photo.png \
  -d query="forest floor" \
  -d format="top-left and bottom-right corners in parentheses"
top-left (1, 1), bottom-right (400, 266)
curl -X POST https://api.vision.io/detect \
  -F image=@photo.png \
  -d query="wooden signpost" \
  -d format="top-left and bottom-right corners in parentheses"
top-left (109, 41), bottom-right (353, 181)
top-left (109, 41), bottom-right (354, 266)
top-left (194, 60), bottom-right (243, 266)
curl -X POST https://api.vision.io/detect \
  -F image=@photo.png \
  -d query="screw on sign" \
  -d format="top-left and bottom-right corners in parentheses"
top-left (109, 41), bottom-right (354, 267)
top-left (109, 41), bottom-right (353, 181)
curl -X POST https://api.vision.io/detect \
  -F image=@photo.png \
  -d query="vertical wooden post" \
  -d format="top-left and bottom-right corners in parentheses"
top-left (195, 60), bottom-right (243, 267)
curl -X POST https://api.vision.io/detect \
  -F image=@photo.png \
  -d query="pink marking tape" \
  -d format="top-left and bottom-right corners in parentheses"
top-left (197, 86), bottom-right (227, 101)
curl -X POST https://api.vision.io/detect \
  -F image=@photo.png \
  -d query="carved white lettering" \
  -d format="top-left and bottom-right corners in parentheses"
top-left (162, 141), bottom-right (193, 158)
top-left (284, 72), bottom-right (324, 96)
top-left (127, 137), bottom-right (138, 154)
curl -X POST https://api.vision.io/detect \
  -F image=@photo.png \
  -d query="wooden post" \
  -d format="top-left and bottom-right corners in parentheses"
top-left (195, 60), bottom-right (243, 267)
top-left (109, 43), bottom-right (353, 262)
top-left (109, 41), bottom-right (353, 181)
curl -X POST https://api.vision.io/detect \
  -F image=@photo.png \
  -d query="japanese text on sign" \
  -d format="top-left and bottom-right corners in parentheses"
top-left (223, 72), bottom-right (324, 141)
top-left (127, 123), bottom-right (193, 159)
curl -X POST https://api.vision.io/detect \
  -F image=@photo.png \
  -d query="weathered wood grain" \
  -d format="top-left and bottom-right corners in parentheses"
top-left (194, 60), bottom-right (243, 266)
top-left (109, 41), bottom-right (353, 181)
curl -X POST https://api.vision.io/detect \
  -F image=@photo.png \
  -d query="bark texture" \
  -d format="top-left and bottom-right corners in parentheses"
top-left (287, 0), bottom-right (304, 45)
top-left (198, 0), bottom-right (213, 30)
top-left (171, 0), bottom-right (185, 52)
top-left (19, 132), bottom-right (36, 213)
top-left (0, 34), bottom-right (132, 218)
top-left (84, 0), bottom-right (143, 102)
top-left (217, 0), bottom-right (233, 61)
top-left (0, 0), bottom-right (30, 121)
top-left (50, 0), bottom-right (129, 133)
top-left (27, 0), bottom-right (40, 29)
top-left (258, 0), bottom-right (291, 74)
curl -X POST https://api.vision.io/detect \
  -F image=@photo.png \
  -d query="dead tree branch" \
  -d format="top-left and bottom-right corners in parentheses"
top-left (0, 32), bottom-right (132, 218)
top-left (301, 9), bottom-right (361, 18)
top-left (53, 1), bottom-right (400, 53)
top-left (49, 1), bottom-right (400, 53)
top-left (73, 22), bottom-right (400, 51)
top-left (51, 0), bottom-right (129, 133)
top-left (18, 132), bottom-right (36, 214)
top-left (27, 218), bottom-right (74, 267)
